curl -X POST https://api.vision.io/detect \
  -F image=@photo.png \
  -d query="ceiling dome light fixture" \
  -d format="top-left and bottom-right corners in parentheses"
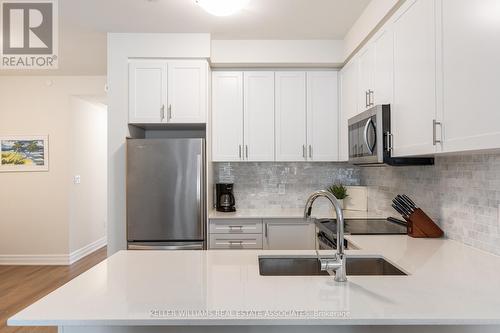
top-left (196, 0), bottom-right (250, 16)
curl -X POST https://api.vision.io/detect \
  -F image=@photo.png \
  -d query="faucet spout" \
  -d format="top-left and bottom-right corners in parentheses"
top-left (304, 190), bottom-right (347, 282)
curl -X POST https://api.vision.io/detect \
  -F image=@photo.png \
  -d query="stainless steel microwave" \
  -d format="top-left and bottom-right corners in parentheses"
top-left (348, 105), bottom-right (434, 166)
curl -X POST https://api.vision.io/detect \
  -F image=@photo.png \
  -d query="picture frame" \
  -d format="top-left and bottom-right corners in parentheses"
top-left (0, 135), bottom-right (49, 172)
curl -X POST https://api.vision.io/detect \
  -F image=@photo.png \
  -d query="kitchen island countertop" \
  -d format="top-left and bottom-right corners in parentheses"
top-left (8, 234), bottom-right (500, 329)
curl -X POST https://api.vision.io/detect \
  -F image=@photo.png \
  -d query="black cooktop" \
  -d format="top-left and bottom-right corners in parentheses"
top-left (316, 218), bottom-right (407, 235)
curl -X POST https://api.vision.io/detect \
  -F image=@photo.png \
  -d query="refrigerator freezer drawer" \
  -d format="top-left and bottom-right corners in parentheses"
top-left (128, 241), bottom-right (204, 250)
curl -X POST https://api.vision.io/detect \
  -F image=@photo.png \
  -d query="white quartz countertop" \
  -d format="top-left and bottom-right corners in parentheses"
top-left (9, 235), bottom-right (500, 327)
top-left (209, 208), bottom-right (385, 220)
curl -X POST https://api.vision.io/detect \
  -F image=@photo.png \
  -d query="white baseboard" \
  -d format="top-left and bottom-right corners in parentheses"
top-left (0, 237), bottom-right (107, 266)
top-left (0, 254), bottom-right (70, 265)
top-left (68, 237), bottom-right (107, 264)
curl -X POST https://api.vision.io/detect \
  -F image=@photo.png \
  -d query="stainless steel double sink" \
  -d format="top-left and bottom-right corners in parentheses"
top-left (258, 255), bottom-right (407, 276)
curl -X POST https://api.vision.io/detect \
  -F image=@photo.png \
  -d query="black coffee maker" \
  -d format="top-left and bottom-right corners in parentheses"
top-left (216, 183), bottom-right (236, 212)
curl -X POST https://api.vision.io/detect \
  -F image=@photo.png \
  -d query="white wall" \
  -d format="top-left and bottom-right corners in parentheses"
top-left (69, 97), bottom-right (107, 253)
top-left (211, 40), bottom-right (344, 67)
top-left (107, 33), bottom-right (211, 255)
top-left (0, 76), bottom-right (106, 264)
top-left (343, 0), bottom-right (401, 60)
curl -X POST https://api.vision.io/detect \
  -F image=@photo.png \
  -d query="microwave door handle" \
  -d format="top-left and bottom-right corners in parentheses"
top-left (363, 118), bottom-right (374, 155)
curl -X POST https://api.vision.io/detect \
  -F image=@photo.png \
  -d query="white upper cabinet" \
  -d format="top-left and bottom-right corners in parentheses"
top-left (440, 0), bottom-right (500, 153)
top-left (212, 72), bottom-right (244, 161)
top-left (212, 70), bottom-right (339, 162)
top-left (275, 71), bottom-right (307, 161)
top-left (357, 47), bottom-right (376, 113)
top-left (392, 0), bottom-right (437, 157)
top-left (128, 61), bottom-right (167, 124)
top-left (167, 61), bottom-right (207, 123)
top-left (372, 28), bottom-right (394, 106)
top-left (129, 59), bottom-right (207, 124)
top-left (243, 72), bottom-right (275, 161)
top-left (306, 71), bottom-right (339, 161)
top-left (339, 61), bottom-right (359, 161)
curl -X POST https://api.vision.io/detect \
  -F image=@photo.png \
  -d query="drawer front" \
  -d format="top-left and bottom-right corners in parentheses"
top-left (209, 234), bottom-right (263, 249)
top-left (209, 219), bottom-right (262, 234)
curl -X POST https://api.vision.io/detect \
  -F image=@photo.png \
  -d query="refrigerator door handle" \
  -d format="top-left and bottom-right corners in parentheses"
top-left (196, 154), bottom-right (203, 239)
top-left (196, 152), bottom-right (205, 238)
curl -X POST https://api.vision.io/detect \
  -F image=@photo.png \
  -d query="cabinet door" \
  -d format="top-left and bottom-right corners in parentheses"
top-left (243, 72), bottom-right (275, 161)
top-left (392, 0), bottom-right (437, 157)
top-left (263, 220), bottom-right (316, 250)
top-left (373, 27), bottom-right (394, 106)
top-left (167, 61), bottom-right (207, 123)
top-left (339, 61), bottom-right (358, 161)
top-left (440, 0), bottom-right (500, 152)
top-left (306, 71), bottom-right (339, 161)
top-left (212, 72), bottom-right (244, 161)
top-left (128, 61), bottom-right (166, 124)
top-left (275, 72), bottom-right (307, 161)
top-left (357, 47), bottom-right (376, 113)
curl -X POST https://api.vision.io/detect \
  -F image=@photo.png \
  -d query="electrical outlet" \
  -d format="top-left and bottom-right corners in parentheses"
top-left (73, 175), bottom-right (81, 184)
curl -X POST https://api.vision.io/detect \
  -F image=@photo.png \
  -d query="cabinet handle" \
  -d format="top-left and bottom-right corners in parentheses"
top-left (167, 104), bottom-right (172, 121)
top-left (433, 120), bottom-right (442, 145)
top-left (365, 91), bottom-right (369, 108)
top-left (245, 145), bottom-right (248, 159)
top-left (385, 132), bottom-right (394, 152)
top-left (160, 105), bottom-right (165, 120)
top-left (308, 145), bottom-right (312, 158)
top-left (238, 145), bottom-right (242, 159)
top-left (302, 145), bottom-right (307, 159)
top-left (264, 223), bottom-right (268, 237)
top-left (229, 225), bottom-right (243, 230)
top-left (369, 90), bottom-right (374, 106)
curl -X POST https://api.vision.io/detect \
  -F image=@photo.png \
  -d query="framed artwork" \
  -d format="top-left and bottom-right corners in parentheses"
top-left (0, 136), bottom-right (49, 172)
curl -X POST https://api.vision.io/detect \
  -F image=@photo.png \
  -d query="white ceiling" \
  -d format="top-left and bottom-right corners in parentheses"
top-left (1, 0), bottom-right (371, 75)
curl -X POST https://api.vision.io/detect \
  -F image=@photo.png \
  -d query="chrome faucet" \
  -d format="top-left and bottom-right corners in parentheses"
top-left (304, 190), bottom-right (347, 282)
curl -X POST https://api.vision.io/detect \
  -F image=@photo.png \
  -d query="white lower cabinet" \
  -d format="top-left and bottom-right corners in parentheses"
top-left (209, 218), bottom-right (316, 250)
top-left (263, 219), bottom-right (316, 250)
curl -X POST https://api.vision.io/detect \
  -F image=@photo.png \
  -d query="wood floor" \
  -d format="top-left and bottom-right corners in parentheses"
top-left (0, 247), bottom-right (107, 333)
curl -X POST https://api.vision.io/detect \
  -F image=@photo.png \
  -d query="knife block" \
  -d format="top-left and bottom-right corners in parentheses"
top-left (406, 208), bottom-right (444, 238)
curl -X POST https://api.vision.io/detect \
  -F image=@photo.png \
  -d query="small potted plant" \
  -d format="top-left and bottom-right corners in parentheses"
top-left (326, 184), bottom-right (348, 209)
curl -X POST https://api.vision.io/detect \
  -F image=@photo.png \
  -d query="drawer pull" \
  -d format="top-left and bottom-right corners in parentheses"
top-left (229, 225), bottom-right (243, 230)
top-left (216, 241), bottom-right (257, 246)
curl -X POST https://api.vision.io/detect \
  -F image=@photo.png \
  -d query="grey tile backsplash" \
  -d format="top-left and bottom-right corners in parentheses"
top-left (360, 152), bottom-right (500, 256)
top-left (213, 162), bottom-right (360, 209)
top-left (214, 152), bottom-right (500, 256)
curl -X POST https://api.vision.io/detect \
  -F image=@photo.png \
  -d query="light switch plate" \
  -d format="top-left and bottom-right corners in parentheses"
top-left (73, 175), bottom-right (81, 184)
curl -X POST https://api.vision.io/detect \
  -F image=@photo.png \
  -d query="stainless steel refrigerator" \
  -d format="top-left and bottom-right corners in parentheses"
top-left (126, 138), bottom-right (206, 250)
